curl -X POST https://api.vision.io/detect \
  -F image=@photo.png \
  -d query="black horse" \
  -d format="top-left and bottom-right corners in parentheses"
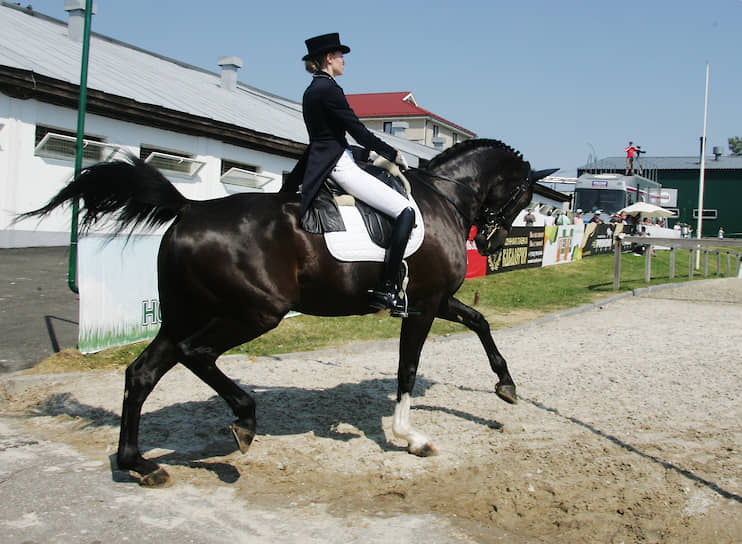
top-left (24, 139), bottom-right (552, 486)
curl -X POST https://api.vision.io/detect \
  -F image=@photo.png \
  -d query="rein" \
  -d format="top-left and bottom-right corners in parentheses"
top-left (415, 167), bottom-right (531, 236)
top-left (414, 169), bottom-right (476, 223)
top-left (413, 166), bottom-right (534, 257)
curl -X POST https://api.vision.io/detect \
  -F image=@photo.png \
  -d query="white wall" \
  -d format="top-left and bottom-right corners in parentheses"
top-left (1, 97), bottom-right (299, 247)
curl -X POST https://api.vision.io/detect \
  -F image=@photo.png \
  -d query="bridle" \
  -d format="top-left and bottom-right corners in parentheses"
top-left (416, 168), bottom-right (533, 255)
top-left (414, 170), bottom-right (476, 222)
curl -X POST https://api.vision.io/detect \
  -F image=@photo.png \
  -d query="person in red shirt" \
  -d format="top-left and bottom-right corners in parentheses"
top-left (625, 141), bottom-right (638, 175)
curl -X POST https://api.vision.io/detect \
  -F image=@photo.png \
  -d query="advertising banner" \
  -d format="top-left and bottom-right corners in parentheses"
top-left (542, 224), bottom-right (584, 266)
top-left (465, 239), bottom-right (488, 279)
top-left (580, 223), bottom-right (617, 257)
top-left (486, 227), bottom-right (544, 274)
top-left (78, 234), bottom-right (161, 353)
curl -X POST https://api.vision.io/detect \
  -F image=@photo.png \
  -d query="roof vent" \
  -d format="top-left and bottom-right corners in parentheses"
top-left (64, 0), bottom-right (96, 43)
top-left (712, 146), bottom-right (722, 160)
top-left (217, 56), bottom-right (243, 92)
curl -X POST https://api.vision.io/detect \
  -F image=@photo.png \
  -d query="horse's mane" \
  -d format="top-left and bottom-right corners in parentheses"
top-left (425, 139), bottom-right (524, 170)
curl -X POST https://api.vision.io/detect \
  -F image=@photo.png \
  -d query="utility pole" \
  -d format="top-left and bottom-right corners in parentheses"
top-left (695, 63), bottom-right (709, 269)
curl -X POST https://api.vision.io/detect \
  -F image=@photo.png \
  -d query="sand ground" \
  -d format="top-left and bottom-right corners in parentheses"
top-left (1, 278), bottom-right (740, 543)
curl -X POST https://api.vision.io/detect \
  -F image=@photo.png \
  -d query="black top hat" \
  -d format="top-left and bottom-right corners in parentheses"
top-left (302, 33), bottom-right (350, 61)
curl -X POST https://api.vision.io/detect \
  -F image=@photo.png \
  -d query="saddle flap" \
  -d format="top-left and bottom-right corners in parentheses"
top-left (301, 161), bottom-right (410, 249)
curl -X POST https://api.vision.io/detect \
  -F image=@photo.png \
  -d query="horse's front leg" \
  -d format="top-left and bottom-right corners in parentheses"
top-left (393, 313), bottom-right (437, 456)
top-left (437, 296), bottom-right (517, 404)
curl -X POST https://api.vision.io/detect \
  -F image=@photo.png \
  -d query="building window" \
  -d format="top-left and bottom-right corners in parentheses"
top-left (140, 145), bottom-right (204, 178)
top-left (34, 125), bottom-right (109, 164)
top-left (692, 209), bottom-right (718, 220)
top-left (432, 124), bottom-right (439, 138)
top-left (220, 158), bottom-right (272, 189)
top-left (221, 159), bottom-right (258, 175)
top-left (383, 122), bottom-right (393, 134)
top-left (452, 133), bottom-right (458, 145)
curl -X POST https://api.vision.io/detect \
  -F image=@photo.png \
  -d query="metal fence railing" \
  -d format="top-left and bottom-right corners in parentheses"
top-left (613, 236), bottom-right (742, 290)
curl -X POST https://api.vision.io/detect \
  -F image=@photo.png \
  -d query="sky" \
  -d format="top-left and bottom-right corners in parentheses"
top-left (30, 0), bottom-right (741, 176)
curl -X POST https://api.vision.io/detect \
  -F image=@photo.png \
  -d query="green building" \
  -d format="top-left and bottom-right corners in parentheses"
top-left (578, 151), bottom-right (742, 237)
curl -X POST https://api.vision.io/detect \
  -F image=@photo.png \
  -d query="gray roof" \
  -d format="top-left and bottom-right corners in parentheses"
top-left (0, 3), bottom-right (309, 144)
top-left (0, 2), bottom-right (439, 163)
top-left (579, 154), bottom-right (742, 172)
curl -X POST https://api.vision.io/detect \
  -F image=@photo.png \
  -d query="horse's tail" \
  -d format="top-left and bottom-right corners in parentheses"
top-left (17, 156), bottom-right (188, 236)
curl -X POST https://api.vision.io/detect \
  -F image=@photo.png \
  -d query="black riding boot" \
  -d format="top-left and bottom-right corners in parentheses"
top-left (369, 207), bottom-right (420, 317)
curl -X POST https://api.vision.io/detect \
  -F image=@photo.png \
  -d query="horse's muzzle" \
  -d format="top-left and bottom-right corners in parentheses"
top-left (474, 226), bottom-right (508, 256)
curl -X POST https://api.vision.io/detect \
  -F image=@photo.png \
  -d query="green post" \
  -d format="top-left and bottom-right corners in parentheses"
top-left (68, 0), bottom-right (94, 294)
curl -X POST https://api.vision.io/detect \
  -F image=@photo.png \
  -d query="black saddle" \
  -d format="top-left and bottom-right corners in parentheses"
top-left (301, 151), bottom-right (409, 249)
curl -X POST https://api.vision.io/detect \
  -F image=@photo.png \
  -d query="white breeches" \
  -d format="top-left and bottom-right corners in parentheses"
top-left (330, 150), bottom-right (410, 219)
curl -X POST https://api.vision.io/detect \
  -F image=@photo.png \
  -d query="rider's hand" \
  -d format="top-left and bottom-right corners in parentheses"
top-left (395, 152), bottom-right (409, 171)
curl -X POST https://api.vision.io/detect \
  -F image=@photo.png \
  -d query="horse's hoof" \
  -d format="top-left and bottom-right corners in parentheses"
top-left (409, 442), bottom-right (437, 457)
top-left (138, 467), bottom-right (172, 488)
top-left (496, 384), bottom-right (518, 404)
top-left (230, 422), bottom-right (255, 454)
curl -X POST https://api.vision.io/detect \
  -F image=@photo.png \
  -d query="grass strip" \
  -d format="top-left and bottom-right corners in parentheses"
top-left (27, 249), bottom-right (727, 374)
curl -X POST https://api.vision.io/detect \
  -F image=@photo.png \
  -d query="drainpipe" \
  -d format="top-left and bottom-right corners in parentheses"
top-left (68, 0), bottom-right (94, 294)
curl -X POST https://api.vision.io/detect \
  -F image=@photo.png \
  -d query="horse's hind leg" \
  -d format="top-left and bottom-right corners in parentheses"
top-left (177, 356), bottom-right (257, 454)
top-left (117, 332), bottom-right (178, 486)
top-left (176, 317), bottom-right (271, 455)
top-left (437, 296), bottom-right (517, 404)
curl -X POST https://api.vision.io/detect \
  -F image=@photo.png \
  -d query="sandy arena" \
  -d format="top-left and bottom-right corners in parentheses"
top-left (1, 278), bottom-right (740, 543)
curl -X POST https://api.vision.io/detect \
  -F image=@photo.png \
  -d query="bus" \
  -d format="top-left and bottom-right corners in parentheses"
top-left (574, 173), bottom-right (662, 220)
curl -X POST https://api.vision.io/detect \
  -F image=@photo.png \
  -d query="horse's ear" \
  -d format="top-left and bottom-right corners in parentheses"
top-left (530, 168), bottom-right (559, 183)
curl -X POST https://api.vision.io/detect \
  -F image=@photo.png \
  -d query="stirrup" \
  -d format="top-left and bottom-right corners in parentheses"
top-left (368, 289), bottom-right (420, 318)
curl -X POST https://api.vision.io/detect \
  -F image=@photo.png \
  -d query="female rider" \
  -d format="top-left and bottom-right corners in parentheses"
top-left (300, 33), bottom-right (416, 317)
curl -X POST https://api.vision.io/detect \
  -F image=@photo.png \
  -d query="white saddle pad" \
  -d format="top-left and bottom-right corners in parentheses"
top-left (324, 197), bottom-right (424, 262)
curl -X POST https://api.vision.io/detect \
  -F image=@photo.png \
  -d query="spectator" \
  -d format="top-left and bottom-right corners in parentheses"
top-left (573, 209), bottom-right (584, 225)
top-left (524, 208), bottom-right (536, 227)
top-left (544, 210), bottom-right (555, 226)
top-left (589, 211), bottom-right (603, 224)
top-left (625, 141), bottom-right (639, 175)
top-left (555, 210), bottom-right (570, 225)
top-left (718, 227), bottom-right (725, 239)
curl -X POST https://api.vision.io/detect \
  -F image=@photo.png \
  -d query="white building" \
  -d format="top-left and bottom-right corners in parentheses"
top-left (0, 1), bottom-right (438, 247)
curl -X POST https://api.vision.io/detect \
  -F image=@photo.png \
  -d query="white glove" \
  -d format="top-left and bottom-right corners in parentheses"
top-left (395, 152), bottom-right (409, 171)
top-left (373, 153), bottom-right (412, 197)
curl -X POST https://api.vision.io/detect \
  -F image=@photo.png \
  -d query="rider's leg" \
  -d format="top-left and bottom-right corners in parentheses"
top-left (368, 207), bottom-right (416, 316)
top-left (330, 151), bottom-right (418, 317)
top-left (330, 150), bottom-right (410, 217)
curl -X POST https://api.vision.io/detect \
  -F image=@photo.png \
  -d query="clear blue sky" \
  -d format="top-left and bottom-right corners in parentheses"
top-left (33, 0), bottom-right (741, 176)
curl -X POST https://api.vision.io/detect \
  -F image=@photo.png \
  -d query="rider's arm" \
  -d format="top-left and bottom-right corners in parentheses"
top-left (323, 82), bottom-right (398, 162)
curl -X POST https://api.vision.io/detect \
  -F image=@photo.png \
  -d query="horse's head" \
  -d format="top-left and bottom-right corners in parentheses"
top-left (420, 139), bottom-right (557, 256)
top-left (473, 157), bottom-right (558, 256)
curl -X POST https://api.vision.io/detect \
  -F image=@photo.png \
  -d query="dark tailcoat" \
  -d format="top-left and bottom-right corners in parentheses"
top-left (295, 71), bottom-right (398, 216)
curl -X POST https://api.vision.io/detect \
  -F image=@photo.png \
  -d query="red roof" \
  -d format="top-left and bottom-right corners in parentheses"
top-left (346, 92), bottom-right (476, 136)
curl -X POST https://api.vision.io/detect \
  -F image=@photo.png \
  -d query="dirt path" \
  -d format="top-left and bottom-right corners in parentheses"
top-left (1, 279), bottom-right (741, 543)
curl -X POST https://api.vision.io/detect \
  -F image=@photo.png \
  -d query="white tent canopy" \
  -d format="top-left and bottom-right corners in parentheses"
top-left (619, 202), bottom-right (673, 218)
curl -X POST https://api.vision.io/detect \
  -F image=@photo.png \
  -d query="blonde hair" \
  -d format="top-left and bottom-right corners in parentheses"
top-left (304, 56), bottom-right (323, 74)
top-left (303, 50), bottom-right (340, 74)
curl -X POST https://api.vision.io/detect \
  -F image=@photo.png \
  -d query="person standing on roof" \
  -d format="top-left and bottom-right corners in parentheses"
top-left (625, 141), bottom-right (639, 175)
top-left (298, 33), bottom-right (417, 317)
